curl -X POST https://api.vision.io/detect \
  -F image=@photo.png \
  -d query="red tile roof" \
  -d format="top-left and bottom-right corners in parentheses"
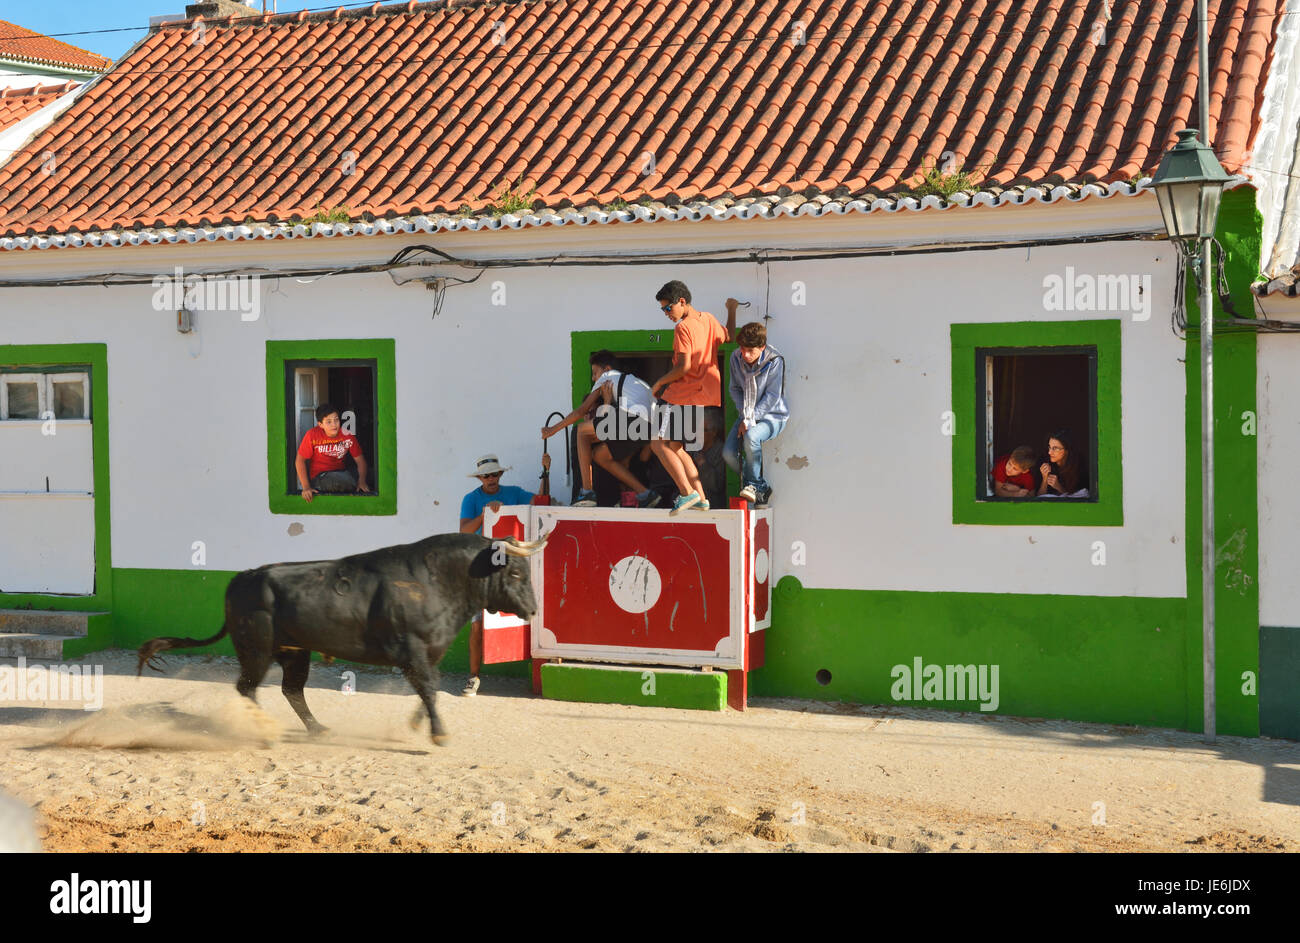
top-left (0, 81), bottom-right (78, 133)
top-left (0, 0), bottom-right (1285, 240)
top-left (0, 20), bottom-right (113, 73)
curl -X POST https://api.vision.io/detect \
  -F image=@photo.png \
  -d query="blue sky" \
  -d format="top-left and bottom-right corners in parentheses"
top-left (1, 1), bottom-right (321, 62)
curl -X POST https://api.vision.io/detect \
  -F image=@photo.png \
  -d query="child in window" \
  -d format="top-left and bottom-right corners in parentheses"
top-left (295, 403), bottom-right (371, 501)
top-left (992, 445), bottom-right (1038, 498)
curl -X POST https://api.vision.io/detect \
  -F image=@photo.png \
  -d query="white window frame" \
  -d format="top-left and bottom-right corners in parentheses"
top-left (1, 373), bottom-right (48, 420)
top-left (0, 372), bottom-right (90, 421)
top-left (47, 372), bottom-right (90, 420)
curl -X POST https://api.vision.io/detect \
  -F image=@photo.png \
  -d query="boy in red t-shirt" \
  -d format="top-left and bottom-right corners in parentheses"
top-left (992, 445), bottom-right (1038, 498)
top-left (295, 403), bottom-right (371, 502)
top-left (650, 279), bottom-right (729, 514)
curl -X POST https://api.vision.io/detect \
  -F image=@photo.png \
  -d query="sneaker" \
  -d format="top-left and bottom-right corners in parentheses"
top-left (669, 492), bottom-right (701, 515)
top-left (693, 498), bottom-right (710, 510)
top-left (462, 676), bottom-right (480, 697)
top-left (636, 489), bottom-right (662, 508)
top-left (737, 484), bottom-right (759, 503)
top-left (755, 487), bottom-right (773, 508)
top-left (573, 489), bottom-right (597, 507)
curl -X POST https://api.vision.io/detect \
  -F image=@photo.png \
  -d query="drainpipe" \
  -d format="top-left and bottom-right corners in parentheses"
top-left (1198, 0), bottom-right (1215, 743)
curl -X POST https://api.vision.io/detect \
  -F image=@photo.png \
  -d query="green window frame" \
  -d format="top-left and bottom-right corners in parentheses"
top-left (266, 339), bottom-right (396, 516)
top-left (0, 343), bottom-right (112, 612)
top-left (950, 320), bottom-right (1122, 526)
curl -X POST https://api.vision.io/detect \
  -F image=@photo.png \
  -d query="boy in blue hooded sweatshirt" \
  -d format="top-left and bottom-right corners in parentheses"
top-left (724, 311), bottom-right (788, 506)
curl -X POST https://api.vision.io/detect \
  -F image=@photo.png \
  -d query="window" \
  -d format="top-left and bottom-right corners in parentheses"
top-left (951, 320), bottom-right (1122, 526)
top-left (975, 348), bottom-right (1097, 501)
top-left (265, 340), bottom-right (396, 516)
top-left (286, 360), bottom-right (378, 493)
top-left (569, 330), bottom-right (736, 506)
top-left (0, 371), bottom-right (89, 420)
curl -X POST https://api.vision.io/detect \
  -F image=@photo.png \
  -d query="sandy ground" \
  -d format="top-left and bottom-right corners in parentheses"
top-left (1, 650), bottom-right (1298, 852)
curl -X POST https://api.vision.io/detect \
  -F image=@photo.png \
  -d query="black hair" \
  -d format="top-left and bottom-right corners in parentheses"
top-left (655, 280), bottom-right (691, 305)
top-left (1047, 429), bottom-right (1087, 493)
top-left (588, 349), bottom-right (618, 370)
top-left (315, 402), bottom-right (341, 422)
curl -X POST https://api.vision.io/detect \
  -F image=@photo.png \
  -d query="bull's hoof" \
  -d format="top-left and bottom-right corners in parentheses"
top-left (431, 734), bottom-right (450, 747)
top-left (306, 723), bottom-right (329, 737)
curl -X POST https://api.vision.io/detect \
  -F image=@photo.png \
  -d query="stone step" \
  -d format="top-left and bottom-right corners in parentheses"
top-left (0, 610), bottom-right (100, 637)
top-left (0, 633), bottom-right (69, 659)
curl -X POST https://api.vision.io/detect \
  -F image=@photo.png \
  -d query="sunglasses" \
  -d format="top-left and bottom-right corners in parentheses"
top-left (479, 472), bottom-right (502, 480)
top-left (660, 303), bottom-right (674, 313)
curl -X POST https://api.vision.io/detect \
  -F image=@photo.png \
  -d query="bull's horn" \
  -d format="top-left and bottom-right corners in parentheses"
top-left (506, 536), bottom-right (549, 551)
top-left (501, 536), bottom-right (548, 556)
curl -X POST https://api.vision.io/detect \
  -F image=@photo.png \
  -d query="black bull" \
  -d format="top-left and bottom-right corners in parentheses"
top-left (137, 533), bottom-right (546, 745)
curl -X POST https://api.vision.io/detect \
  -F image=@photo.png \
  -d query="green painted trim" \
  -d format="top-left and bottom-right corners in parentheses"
top-left (1259, 626), bottom-right (1300, 740)
top-left (1183, 187), bottom-right (1260, 737)
top-left (0, 343), bottom-right (112, 612)
top-left (758, 576), bottom-right (1189, 727)
top-left (265, 339), bottom-right (397, 515)
top-left (950, 320), bottom-right (1123, 526)
top-left (542, 662), bottom-right (727, 711)
top-left (61, 613), bottom-right (113, 659)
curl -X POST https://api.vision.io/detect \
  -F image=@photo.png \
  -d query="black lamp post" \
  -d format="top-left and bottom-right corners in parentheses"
top-left (1150, 126), bottom-right (1230, 742)
top-left (1151, 129), bottom-right (1231, 246)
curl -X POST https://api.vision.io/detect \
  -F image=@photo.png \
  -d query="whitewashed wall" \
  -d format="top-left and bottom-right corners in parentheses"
top-left (0, 195), bottom-right (1187, 597)
top-left (1257, 294), bottom-right (1300, 626)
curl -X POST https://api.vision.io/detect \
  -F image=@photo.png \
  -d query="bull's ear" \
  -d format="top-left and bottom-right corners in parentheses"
top-left (469, 546), bottom-right (506, 578)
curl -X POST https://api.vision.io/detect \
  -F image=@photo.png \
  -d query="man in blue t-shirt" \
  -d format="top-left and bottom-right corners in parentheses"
top-left (457, 453), bottom-right (546, 697)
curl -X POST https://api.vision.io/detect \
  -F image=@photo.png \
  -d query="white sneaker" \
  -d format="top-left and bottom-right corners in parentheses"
top-left (738, 485), bottom-right (758, 503)
top-left (462, 676), bottom-right (480, 697)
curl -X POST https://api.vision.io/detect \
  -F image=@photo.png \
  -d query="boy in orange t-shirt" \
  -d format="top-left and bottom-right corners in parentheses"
top-left (650, 280), bottom-right (729, 513)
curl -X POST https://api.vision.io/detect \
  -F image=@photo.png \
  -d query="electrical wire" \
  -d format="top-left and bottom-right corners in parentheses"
top-left (0, 231), bottom-right (1172, 289)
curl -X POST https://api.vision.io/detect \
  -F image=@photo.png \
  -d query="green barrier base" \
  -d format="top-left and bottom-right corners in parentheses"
top-left (541, 662), bottom-right (727, 711)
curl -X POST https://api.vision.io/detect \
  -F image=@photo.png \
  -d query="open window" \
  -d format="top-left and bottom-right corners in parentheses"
top-left (265, 340), bottom-right (396, 516)
top-left (975, 347), bottom-right (1097, 501)
top-left (287, 360), bottom-right (377, 494)
top-left (568, 331), bottom-right (733, 507)
top-left (950, 320), bottom-right (1122, 526)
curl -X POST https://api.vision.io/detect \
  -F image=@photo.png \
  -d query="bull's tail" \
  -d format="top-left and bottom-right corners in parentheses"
top-left (136, 624), bottom-right (230, 676)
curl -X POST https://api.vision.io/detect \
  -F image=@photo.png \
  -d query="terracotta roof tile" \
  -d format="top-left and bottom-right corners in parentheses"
top-left (0, 20), bottom-right (112, 73)
top-left (0, 0), bottom-right (1284, 240)
top-left (0, 81), bottom-right (78, 133)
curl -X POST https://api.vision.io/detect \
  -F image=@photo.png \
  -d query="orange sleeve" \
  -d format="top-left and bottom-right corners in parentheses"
top-left (674, 318), bottom-right (700, 368)
top-left (347, 436), bottom-right (363, 458)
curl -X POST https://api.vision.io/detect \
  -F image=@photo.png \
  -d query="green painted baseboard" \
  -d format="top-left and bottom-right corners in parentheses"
top-left (1260, 626), bottom-right (1300, 740)
top-left (754, 576), bottom-right (1198, 730)
top-left (542, 663), bottom-right (727, 711)
top-left (61, 613), bottom-right (112, 659)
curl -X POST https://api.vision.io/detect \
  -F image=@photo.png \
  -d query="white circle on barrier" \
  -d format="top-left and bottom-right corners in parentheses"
top-left (608, 555), bottom-right (662, 614)
top-left (755, 547), bottom-right (770, 584)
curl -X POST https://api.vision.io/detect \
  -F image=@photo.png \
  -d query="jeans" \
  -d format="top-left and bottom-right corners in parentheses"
top-left (722, 417), bottom-right (785, 492)
top-left (311, 470), bottom-right (358, 493)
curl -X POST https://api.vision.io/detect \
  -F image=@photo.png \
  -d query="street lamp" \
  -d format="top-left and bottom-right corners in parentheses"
top-left (1150, 126), bottom-right (1230, 743)
top-left (1151, 129), bottom-right (1231, 245)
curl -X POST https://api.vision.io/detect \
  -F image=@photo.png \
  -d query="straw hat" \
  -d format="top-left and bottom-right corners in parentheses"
top-left (468, 454), bottom-right (511, 477)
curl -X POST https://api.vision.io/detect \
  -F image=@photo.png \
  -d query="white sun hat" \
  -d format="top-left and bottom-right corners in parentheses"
top-left (468, 454), bottom-right (511, 477)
